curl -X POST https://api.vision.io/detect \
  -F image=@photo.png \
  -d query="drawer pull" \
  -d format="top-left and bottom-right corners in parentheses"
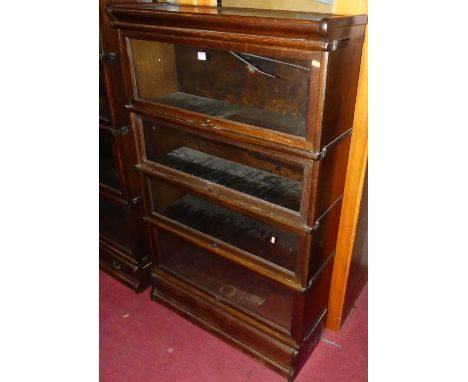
top-left (112, 260), bottom-right (122, 270)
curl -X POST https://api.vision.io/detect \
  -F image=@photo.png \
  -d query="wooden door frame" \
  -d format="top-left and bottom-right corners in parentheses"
top-left (326, 0), bottom-right (368, 331)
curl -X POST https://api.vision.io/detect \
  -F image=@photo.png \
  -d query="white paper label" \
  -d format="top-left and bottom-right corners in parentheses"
top-left (197, 51), bottom-right (207, 61)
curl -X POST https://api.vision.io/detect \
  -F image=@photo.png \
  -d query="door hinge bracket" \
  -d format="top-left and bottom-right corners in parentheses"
top-left (124, 195), bottom-right (141, 207)
top-left (311, 128), bottom-right (353, 160)
top-left (329, 40), bottom-right (339, 51)
top-left (117, 125), bottom-right (130, 135)
top-left (311, 195), bottom-right (343, 231)
top-left (100, 52), bottom-right (120, 62)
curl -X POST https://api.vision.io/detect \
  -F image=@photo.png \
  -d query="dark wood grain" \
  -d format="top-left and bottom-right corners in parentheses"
top-left (141, 116), bottom-right (306, 214)
top-left (156, 92), bottom-right (307, 137)
top-left (99, 0), bottom-right (152, 292)
top-left (108, 3), bottom-right (367, 41)
top-left (99, 129), bottom-right (121, 191)
top-left (316, 37), bottom-right (365, 151)
top-left (107, 3), bottom-right (367, 378)
top-left (150, 178), bottom-right (299, 272)
top-left (157, 229), bottom-right (294, 333)
top-left (128, 40), bottom-right (310, 136)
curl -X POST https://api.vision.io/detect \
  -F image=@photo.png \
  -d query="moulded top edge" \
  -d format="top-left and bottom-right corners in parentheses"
top-left (107, 3), bottom-right (367, 41)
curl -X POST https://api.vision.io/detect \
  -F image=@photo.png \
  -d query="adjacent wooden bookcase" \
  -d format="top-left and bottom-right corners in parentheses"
top-left (108, 3), bottom-right (366, 379)
top-left (99, 0), bottom-right (152, 292)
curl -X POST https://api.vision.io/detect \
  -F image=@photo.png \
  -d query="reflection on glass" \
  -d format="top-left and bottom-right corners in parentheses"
top-left (157, 229), bottom-right (294, 332)
top-left (130, 40), bottom-right (311, 137)
top-left (149, 177), bottom-right (299, 272)
top-left (142, 118), bottom-right (304, 211)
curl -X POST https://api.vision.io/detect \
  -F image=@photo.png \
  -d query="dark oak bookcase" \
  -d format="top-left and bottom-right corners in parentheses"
top-left (107, 2), bottom-right (366, 379)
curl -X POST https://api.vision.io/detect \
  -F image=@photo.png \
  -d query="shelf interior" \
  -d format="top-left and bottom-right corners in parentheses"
top-left (155, 92), bottom-right (306, 137)
top-left (159, 192), bottom-right (298, 272)
top-left (130, 40), bottom-right (310, 137)
top-left (155, 146), bottom-right (302, 211)
top-left (157, 229), bottom-right (293, 332)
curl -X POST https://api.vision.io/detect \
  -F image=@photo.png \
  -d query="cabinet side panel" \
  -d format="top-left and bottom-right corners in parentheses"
top-left (130, 39), bottom-right (178, 100)
top-left (307, 198), bottom-right (342, 282)
top-left (310, 136), bottom-right (351, 225)
top-left (319, 37), bottom-right (364, 148)
top-left (302, 257), bottom-right (334, 338)
top-left (341, 165), bottom-right (368, 322)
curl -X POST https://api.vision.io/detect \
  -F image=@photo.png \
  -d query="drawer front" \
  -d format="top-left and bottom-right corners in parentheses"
top-left (146, 174), bottom-right (306, 278)
top-left (127, 39), bottom-right (321, 145)
top-left (153, 271), bottom-right (296, 371)
top-left (152, 226), bottom-right (296, 335)
top-left (138, 115), bottom-right (311, 219)
top-left (99, 129), bottom-right (121, 192)
top-left (100, 245), bottom-right (136, 277)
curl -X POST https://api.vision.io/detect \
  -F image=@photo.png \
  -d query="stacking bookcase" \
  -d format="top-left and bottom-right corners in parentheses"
top-left (99, 0), bottom-right (151, 292)
top-left (108, 3), bottom-right (366, 380)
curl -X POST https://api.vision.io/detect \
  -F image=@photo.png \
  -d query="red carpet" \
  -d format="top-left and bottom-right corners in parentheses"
top-left (100, 271), bottom-right (367, 382)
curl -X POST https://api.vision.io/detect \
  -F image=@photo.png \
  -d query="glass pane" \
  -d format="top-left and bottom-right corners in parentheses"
top-left (130, 39), bottom-right (311, 137)
top-left (99, 198), bottom-right (131, 249)
top-left (142, 117), bottom-right (304, 211)
top-left (149, 177), bottom-right (299, 272)
top-left (99, 63), bottom-right (110, 122)
top-left (156, 229), bottom-right (294, 332)
top-left (99, 132), bottom-right (120, 190)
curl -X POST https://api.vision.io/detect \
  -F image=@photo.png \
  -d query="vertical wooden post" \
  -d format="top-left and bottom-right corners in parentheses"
top-left (326, 0), bottom-right (368, 331)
